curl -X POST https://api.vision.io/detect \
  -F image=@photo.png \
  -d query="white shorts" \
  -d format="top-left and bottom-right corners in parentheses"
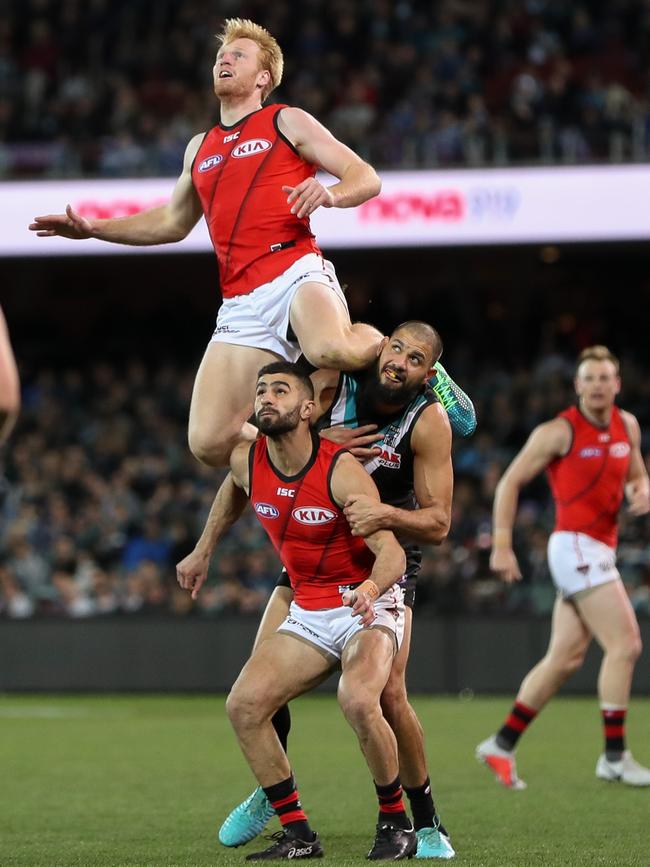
top-left (277, 584), bottom-right (405, 662)
top-left (547, 531), bottom-right (620, 598)
top-left (211, 253), bottom-right (348, 361)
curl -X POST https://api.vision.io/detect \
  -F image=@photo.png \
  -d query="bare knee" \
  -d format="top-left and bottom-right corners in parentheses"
top-left (301, 335), bottom-right (348, 370)
top-left (607, 633), bottom-right (643, 666)
top-left (188, 426), bottom-right (237, 468)
top-left (339, 687), bottom-right (381, 735)
top-left (547, 648), bottom-right (586, 681)
top-left (226, 686), bottom-right (266, 733)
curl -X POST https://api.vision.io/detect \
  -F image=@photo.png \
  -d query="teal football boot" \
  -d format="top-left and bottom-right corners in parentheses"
top-left (219, 787), bottom-right (275, 847)
top-left (429, 362), bottom-right (476, 438)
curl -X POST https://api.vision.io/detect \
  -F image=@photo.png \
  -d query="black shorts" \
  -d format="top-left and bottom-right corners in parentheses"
top-left (274, 569), bottom-right (417, 609)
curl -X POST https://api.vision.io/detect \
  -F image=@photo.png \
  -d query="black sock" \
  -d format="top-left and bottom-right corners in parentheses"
top-left (272, 704), bottom-right (292, 753)
top-left (375, 776), bottom-right (412, 830)
top-left (263, 775), bottom-right (314, 841)
top-left (403, 777), bottom-right (446, 835)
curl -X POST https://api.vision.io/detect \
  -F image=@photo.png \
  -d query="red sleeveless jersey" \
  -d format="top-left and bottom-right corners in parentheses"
top-left (546, 405), bottom-right (630, 547)
top-left (249, 434), bottom-right (374, 610)
top-left (191, 104), bottom-right (322, 298)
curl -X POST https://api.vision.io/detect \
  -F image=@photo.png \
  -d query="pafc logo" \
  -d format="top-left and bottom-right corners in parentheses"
top-left (197, 154), bottom-right (223, 172)
top-left (255, 502), bottom-right (279, 519)
top-left (231, 138), bottom-right (272, 158)
top-left (292, 507), bottom-right (336, 525)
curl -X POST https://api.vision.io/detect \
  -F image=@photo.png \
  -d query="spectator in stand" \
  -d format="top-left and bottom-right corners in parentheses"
top-left (3, 1), bottom-right (650, 176)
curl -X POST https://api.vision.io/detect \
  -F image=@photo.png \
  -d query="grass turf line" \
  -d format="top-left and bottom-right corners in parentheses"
top-left (0, 694), bottom-right (648, 866)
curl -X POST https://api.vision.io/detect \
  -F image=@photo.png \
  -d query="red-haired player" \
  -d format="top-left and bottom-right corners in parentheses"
top-left (29, 18), bottom-right (383, 469)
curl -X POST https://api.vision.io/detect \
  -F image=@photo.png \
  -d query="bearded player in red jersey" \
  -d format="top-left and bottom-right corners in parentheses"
top-left (213, 360), bottom-right (416, 860)
top-left (476, 346), bottom-right (650, 789)
top-left (29, 19), bottom-right (385, 469)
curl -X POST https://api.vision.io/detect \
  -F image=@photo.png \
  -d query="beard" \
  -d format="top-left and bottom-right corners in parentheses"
top-left (255, 404), bottom-right (302, 437)
top-left (364, 360), bottom-right (424, 408)
top-left (214, 74), bottom-right (257, 101)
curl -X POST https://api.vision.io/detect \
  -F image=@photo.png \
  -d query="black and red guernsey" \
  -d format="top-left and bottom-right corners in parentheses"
top-left (248, 433), bottom-right (374, 610)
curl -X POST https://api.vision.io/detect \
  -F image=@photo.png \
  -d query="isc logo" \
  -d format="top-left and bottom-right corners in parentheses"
top-left (231, 138), bottom-right (272, 158)
top-left (292, 507), bottom-right (336, 525)
top-left (255, 502), bottom-right (280, 518)
top-left (197, 154), bottom-right (223, 172)
top-left (277, 487), bottom-right (296, 497)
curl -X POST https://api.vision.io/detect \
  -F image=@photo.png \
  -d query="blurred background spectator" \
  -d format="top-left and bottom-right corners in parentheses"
top-left (2, 0), bottom-right (650, 179)
top-left (1, 343), bottom-right (649, 620)
top-left (2, 1), bottom-right (650, 621)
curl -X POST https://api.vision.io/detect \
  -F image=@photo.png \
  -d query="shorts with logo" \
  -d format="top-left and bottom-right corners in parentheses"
top-left (211, 253), bottom-right (348, 361)
top-left (548, 531), bottom-right (620, 599)
top-left (277, 584), bottom-right (405, 662)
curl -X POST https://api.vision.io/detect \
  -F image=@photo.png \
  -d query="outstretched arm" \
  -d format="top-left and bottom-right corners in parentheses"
top-left (176, 445), bottom-right (251, 599)
top-left (490, 418), bottom-right (570, 582)
top-left (29, 135), bottom-right (205, 245)
top-left (278, 108), bottom-right (381, 219)
top-left (330, 453), bottom-right (406, 625)
top-left (343, 404), bottom-right (453, 543)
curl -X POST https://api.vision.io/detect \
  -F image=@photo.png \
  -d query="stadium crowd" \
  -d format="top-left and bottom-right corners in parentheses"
top-left (2, 350), bottom-right (649, 620)
top-left (2, 0), bottom-right (650, 177)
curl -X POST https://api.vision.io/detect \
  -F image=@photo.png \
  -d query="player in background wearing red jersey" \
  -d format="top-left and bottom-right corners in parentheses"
top-left (476, 346), bottom-right (650, 789)
top-left (187, 360), bottom-right (416, 860)
top-left (29, 19), bottom-right (386, 469)
top-left (0, 306), bottom-right (20, 444)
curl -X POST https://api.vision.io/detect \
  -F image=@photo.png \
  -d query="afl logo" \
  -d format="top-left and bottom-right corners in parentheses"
top-left (579, 447), bottom-right (602, 458)
top-left (198, 154), bottom-right (223, 172)
top-left (255, 502), bottom-right (279, 519)
top-left (609, 442), bottom-right (630, 458)
top-left (292, 507), bottom-right (336, 525)
top-left (231, 138), bottom-right (272, 158)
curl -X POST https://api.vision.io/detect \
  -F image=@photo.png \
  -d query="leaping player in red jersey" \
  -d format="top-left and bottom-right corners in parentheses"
top-left (0, 306), bottom-right (20, 445)
top-left (28, 18), bottom-right (386, 469)
top-left (476, 345), bottom-right (650, 789)
top-left (205, 360), bottom-right (415, 861)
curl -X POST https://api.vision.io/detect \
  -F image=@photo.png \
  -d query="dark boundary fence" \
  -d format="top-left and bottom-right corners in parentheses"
top-left (2, 618), bottom-right (649, 694)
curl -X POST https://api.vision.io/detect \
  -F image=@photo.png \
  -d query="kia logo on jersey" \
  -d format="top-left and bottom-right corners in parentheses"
top-left (231, 138), bottom-right (272, 158)
top-left (292, 507), bottom-right (336, 525)
top-left (197, 154), bottom-right (223, 172)
top-left (255, 502), bottom-right (280, 519)
top-left (609, 442), bottom-right (630, 458)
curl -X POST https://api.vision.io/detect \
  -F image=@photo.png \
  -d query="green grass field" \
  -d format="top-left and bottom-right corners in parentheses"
top-left (1, 694), bottom-right (648, 866)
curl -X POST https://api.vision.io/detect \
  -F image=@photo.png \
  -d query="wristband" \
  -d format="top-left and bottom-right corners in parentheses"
top-left (356, 579), bottom-right (380, 601)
